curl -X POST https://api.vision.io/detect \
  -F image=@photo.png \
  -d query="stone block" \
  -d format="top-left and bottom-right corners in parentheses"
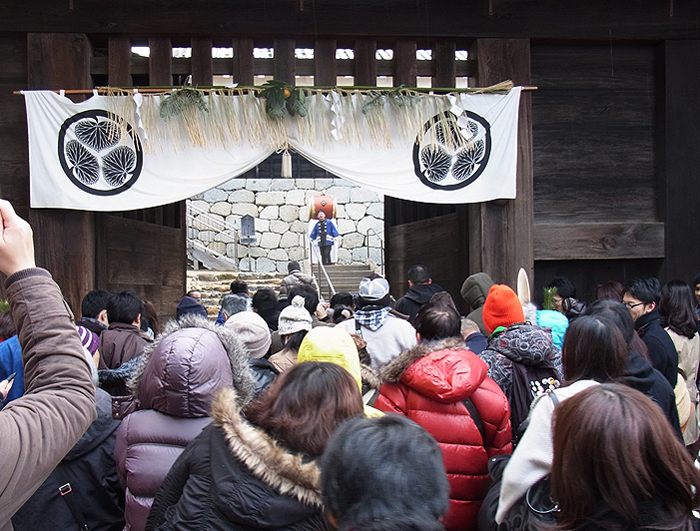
top-left (286, 189), bottom-right (307, 206)
top-left (192, 214), bottom-right (224, 231)
top-left (198, 230), bottom-right (215, 243)
top-left (259, 206), bottom-right (279, 219)
top-left (215, 231), bottom-right (236, 243)
top-left (358, 216), bottom-right (384, 237)
top-left (226, 243), bottom-right (237, 257)
top-left (290, 221), bottom-right (308, 233)
top-left (256, 191), bottom-right (286, 206)
top-left (268, 248), bottom-right (289, 261)
top-left (299, 209), bottom-right (310, 222)
top-left (229, 203), bottom-right (259, 217)
top-left (342, 232), bottom-right (365, 249)
top-left (352, 247), bottom-right (369, 262)
top-left (219, 178), bottom-right (247, 190)
top-left (366, 202), bottom-right (384, 218)
top-left (257, 257), bottom-right (277, 272)
top-left (280, 232), bottom-right (299, 248)
top-left (270, 179), bottom-right (296, 191)
top-left (248, 246), bottom-right (266, 258)
top-left (246, 179), bottom-right (271, 192)
top-left (315, 178), bottom-right (335, 190)
top-left (367, 234), bottom-right (383, 248)
top-left (325, 186), bottom-right (351, 203)
top-left (211, 201), bottom-right (232, 217)
top-left (288, 247), bottom-right (306, 261)
top-left (254, 219), bottom-right (269, 232)
top-left (207, 241), bottom-right (227, 255)
top-left (259, 232), bottom-right (282, 248)
top-left (238, 257), bottom-right (255, 272)
top-left (269, 220), bottom-right (290, 234)
top-left (279, 205), bottom-right (298, 222)
top-left (295, 178), bottom-right (315, 189)
top-left (203, 188), bottom-right (229, 202)
top-left (276, 262), bottom-right (289, 273)
top-left (188, 199), bottom-right (210, 214)
top-left (336, 219), bottom-right (356, 235)
top-left (345, 203), bottom-right (366, 221)
top-left (337, 248), bottom-right (352, 265)
top-left (351, 188), bottom-right (382, 203)
top-left (229, 189), bottom-right (255, 203)
top-left (369, 247), bottom-right (383, 265)
top-left (335, 204), bottom-right (346, 217)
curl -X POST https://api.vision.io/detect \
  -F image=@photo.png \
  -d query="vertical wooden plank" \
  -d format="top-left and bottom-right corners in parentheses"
top-left (468, 39), bottom-right (534, 286)
top-left (315, 39), bottom-right (337, 86)
top-left (659, 40), bottom-right (700, 283)
top-left (148, 37), bottom-right (172, 86)
top-left (354, 40), bottom-right (377, 86)
top-left (394, 40), bottom-right (417, 87)
top-left (191, 37), bottom-right (213, 86)
top-left (433, 41), bottom-right (456, 88)
top-left (27, 33), bottom-right (95, 311)
top-left (108, 35), bottom-right (131, 86)
top-left (233, 38), bottom-right (254, 86)
top-left (274, 38), bottom-right (295, 84)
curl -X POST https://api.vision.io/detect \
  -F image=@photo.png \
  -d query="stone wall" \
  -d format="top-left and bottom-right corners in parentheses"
top-left (188, 176), bottom-right (384, 273)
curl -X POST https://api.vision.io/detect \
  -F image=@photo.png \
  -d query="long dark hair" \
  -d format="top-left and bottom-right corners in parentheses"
top-left (245, 362), bottom-right (363, 457)
top-left (562, 315), bottom-right (628, 384)
top-left (659, 280), bottom-right (698, 340)
top-left (552, 384), bottom-right (700, 531)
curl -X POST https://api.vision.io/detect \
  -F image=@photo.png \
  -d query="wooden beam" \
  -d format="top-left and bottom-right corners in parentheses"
top-left (233, 38), bottom-right (254, 85)
top-left (534, 222), bottom-right (665, 260)
top-left (468, 39), bottom-right (534, 286)
top-left (191, 37), bottom-right (213, 85)
top-left (659, 40), bottom-right (700, 283)
top-left (274, 38), bottom-right (295, 84)
top-left (394, 40), bottom-right (417, 87)
top-left (354, 40), bottom-right (376, 86)
top-left (314, 38), bottom-right (337, 86)
top-left (108, 36), bottom-right (131, 86)
top-left (148, 37), bottom-right (172, 86)
top-left (433, 41), bottom-right (456, 88)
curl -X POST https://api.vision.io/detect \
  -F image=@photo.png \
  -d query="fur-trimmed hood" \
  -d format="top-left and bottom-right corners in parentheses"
top-left (211, 387), bottom-right (322, 507)
top-left (129, 315), bottom-right (255, 417)
top-left (379, 337), bottom-right (488, 403)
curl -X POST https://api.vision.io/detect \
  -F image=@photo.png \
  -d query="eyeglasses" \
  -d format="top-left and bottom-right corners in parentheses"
top-left (623, 301), bottom-right (645, 309)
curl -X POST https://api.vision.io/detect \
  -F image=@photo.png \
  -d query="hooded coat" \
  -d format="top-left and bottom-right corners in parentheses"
top-left (113, 316), bottom-right (255, 531)
top-left (12, 388), bottom-right (125, 531)
top-left (478, 323), bottom-right (563, 406)
top-left (460, 273), bottom-right (494, 336)
top-left (375, 338), bottom-right (512, 531)
top-left (394, 282), bottom-right (444, 322)
top-left (145, 387), bottom-right (326, 531)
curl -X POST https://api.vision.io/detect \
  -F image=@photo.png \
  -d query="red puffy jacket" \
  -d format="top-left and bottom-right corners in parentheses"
top-left (376, 337), bottom-right (512, 531)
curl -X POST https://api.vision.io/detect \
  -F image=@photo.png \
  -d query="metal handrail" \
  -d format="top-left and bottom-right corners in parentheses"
top-left (186, 202), bottom-right (238, 267)
top-left (365, 227), bottom-right (385, 277)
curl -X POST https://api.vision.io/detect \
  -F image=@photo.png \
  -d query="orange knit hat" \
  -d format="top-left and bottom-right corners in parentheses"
top-left (482, 284), bottom-right (525, 334)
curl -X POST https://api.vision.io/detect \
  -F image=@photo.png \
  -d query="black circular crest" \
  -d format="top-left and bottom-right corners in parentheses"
top-left (413, 111), bottom-right (491, 190)
top-left (58, 110), bottom-right (143, 196)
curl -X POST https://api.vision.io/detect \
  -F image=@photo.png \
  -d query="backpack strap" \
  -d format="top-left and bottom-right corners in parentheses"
top-left (462, 397), bottom-right (486, 444)
top-left (55, 463), bottom-right (90, 531)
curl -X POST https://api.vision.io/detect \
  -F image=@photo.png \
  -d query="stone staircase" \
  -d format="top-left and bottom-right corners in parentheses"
top-left (315, 264), bottom-right (376, 300)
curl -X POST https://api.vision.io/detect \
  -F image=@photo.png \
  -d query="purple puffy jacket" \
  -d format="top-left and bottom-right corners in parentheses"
top-left (113, 315), bottom-right (255, 531)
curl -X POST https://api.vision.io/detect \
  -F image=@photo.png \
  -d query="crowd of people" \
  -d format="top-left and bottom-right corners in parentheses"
top-left (2, 199), bottom-right (700, 531)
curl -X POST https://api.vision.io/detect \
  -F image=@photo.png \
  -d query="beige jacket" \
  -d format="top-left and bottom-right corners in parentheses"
top-left (666, 328), bottom-right (700, 445)
top-left (0, 269), bottom-right (96, 530)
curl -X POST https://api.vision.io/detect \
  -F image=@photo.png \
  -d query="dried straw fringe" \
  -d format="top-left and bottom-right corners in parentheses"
top-left (100, 84), bottom-right (511, 152)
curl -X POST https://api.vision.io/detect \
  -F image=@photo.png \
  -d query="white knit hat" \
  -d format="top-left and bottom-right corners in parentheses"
top-left (278, 295), bottom-right (313, 336)
top-left (225, 311), bottom-right (272, 359)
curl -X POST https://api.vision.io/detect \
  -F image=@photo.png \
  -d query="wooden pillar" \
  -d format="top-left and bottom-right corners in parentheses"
top-left (314, 39), bottom-right (337, 86)
top-left (233, 38), bottom-right (254, 86)
top-left (26, 33), bottom-right (95, 313)
top-left (433, 41), bottom-right (456, 88)
top-left (191, 37), bottom-right (213, 86)
top-left (468, 39), bottom-right (534, 287)
top-left (148, 37), bottom-right (172, 86)
top-left (659, 40), bottom-right (700, 283)
top-left (274, 38), bottom-right (295, 84)
top-left (354, 40), bottom-right (377, 86)
top-left (394, 40), bottom-right (417, 87)
top-left (108, 36), bottom-right (132, 86)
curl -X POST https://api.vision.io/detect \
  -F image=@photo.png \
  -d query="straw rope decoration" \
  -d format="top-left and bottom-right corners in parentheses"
top-left (94, 81), bottom-right (514, 153)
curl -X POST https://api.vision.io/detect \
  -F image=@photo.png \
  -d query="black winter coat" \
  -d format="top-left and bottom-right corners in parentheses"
top-left (635, 309), bottom-right (679, 388)
top-left (12, 389), bottom-right (124, 531)
top-left (146, 387), bottom-right (326, 531)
